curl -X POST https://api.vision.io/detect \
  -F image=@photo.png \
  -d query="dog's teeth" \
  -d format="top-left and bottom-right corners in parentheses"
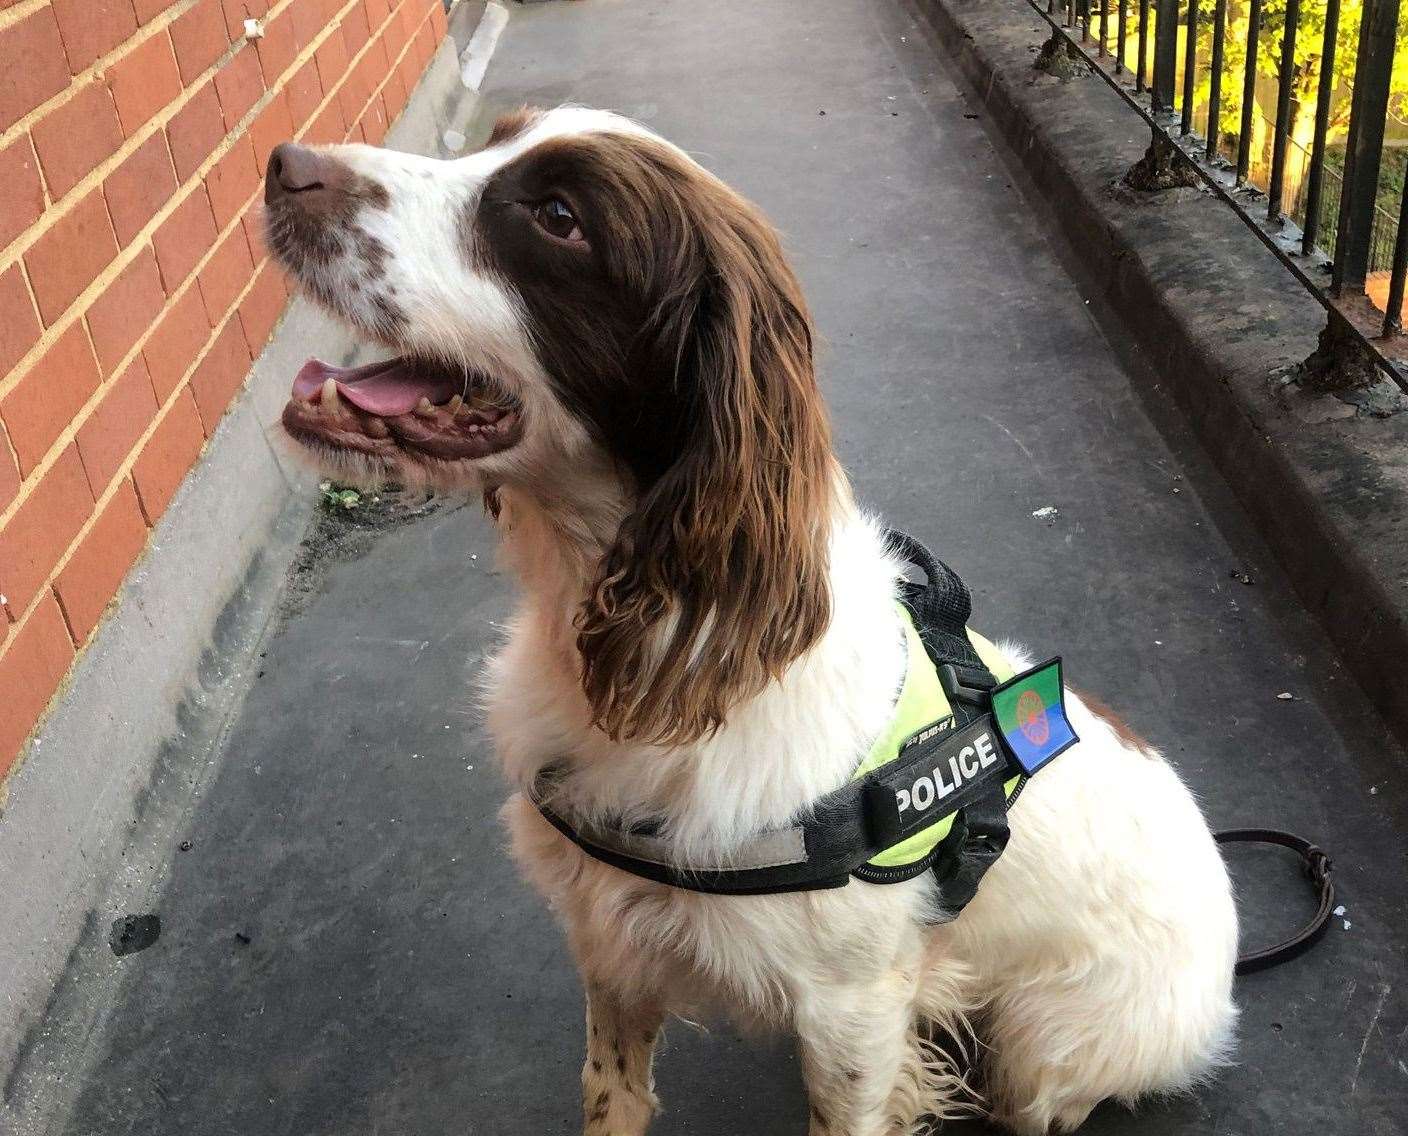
top-left (447, 394), bottom-right (463, 414)
top-left (414, 396), bottom-right (435, 417)
top-left (454, 402), bottom-right (472, 420)
top-left (321, 378), bottom-right (340, 413)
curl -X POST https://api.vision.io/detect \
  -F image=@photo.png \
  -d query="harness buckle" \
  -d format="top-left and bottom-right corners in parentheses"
top-left (937, 663), bottom-right (998, 712)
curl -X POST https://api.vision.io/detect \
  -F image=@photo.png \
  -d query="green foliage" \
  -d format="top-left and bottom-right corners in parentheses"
top-left (319, 480), bottom-right (363, 512)
top-left (1189, 0), bottom-right (1408, 148)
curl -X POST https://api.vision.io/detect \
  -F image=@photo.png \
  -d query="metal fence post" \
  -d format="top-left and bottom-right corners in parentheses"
top-left (1266, 0), bottom-right (1300, 223)
top-left (1235, 0), bottom-right (1262, 184)
top-left (1331, 0), bottom-right (1401, 295)
top-left (1300, 0), bottom-right (1340, 255)
top-left (1152, 0), bottom-right (1179, 112)
top-left (1205, 0), bottom-right (1227, 160)
top-left (1181, 0), bottom-right (1199, 135)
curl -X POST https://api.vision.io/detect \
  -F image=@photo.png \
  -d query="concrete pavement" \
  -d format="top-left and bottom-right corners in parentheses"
top-left (17, 1), bottom-right (1408, 1133)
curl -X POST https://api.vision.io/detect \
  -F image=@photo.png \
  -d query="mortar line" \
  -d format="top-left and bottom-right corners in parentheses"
top-left (0, 0), bottom-right (333, 276)
top-left (0, 1), bottom-right (442, 658)
top-left (0, 0), bottom-right (395, 408)
top-left (0, 0), bottom-right (203, 148)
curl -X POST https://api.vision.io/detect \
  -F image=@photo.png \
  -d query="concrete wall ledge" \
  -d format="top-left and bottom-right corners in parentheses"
top-left (0, 6), bottom-right (489, 1126)
top-left (910, 0), bottom-right (1408, 747)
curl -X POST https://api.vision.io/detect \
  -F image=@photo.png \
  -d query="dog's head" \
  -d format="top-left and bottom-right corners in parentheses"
top-left (266, 106), bottom-right (837, 743)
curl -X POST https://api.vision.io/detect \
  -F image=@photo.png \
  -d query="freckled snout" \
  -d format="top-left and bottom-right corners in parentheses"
top-left (264, 142), bottom-right (353, 208)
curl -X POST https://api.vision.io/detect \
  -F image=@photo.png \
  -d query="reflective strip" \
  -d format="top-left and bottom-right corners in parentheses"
top-left (549, 801), bottom-right (810, 872)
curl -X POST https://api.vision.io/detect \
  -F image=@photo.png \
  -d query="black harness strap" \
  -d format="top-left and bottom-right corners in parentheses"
top-left (530, 531), bottom-right (1019, 912)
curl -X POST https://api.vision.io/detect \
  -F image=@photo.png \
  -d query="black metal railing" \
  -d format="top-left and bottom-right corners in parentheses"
top-left (1031, 0), bottom-right (1408, 390)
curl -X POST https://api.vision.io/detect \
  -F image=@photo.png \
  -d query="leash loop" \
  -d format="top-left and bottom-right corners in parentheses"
top-left (1213, 828), bottom-right (1336, 976)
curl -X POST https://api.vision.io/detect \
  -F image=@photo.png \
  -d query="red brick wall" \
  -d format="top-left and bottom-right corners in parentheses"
top-left (0, 0), bottom-right (450, 777)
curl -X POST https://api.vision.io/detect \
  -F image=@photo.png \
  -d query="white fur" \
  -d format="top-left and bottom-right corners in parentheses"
top-left (489, 497), bottom-right (1238, 1135)
top-left (287, 107), bottom-right (1240, 1134)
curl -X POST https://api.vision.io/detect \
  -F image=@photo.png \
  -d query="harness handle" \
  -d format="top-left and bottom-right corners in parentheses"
top-left (1213, 829), bottom-right (1336, 975)
top-left (885, 529), bottom-right (986, 674)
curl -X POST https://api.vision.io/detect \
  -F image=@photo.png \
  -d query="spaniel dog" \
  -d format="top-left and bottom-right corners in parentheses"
top-left (265, 106), bottom-right (1238, 1135)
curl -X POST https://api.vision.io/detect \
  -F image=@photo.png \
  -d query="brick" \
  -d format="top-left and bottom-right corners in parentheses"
top-left (285, 58), bottom-right (323, 130)
top-left (0, 444), bottom-right (94, 616)
top-left (85, 246), bottom-right (167, 376)
top-left (132, 387), bottom-right (204, 522)
top-left (247, 91), bottom-right (293, 171)
top-left (106, 29), bottom-right (182, 136)
top-left (54, 477), bottom-right (149, 643)
top-left (169, 0), bottom-right (229, 85)
top-left (365, 27), bottom-right (391, 74)
top-left (364, 0), bottom-right (391, 29)
top-left (412, 21), bottom-right (434, 72)
top-left (213, 44), bottom-right (264, 129)
top-left (254, 8), bottom-right (297, 86)
top-left (359, 92), bottom-right (388, 147)
top-left (240, 200), bottom-right (266, 260)
top-left (381, 6), bottom-right (409, 64)
top-left (396, 42), bottom-right (423, 106)
top-left (1, 323), bottom-right (102, 475)
top-left (152, 186), bottom-right (218, 291)
top-left (303, 101), bottom-right (343, 146)
top-left (399, 0), bottom-right (421, 41)
top-left (381, 64), bottom-right (408, 123)
top-left (30, 81), bottom-right (125, 201)
top-left (197, 226), bottom-right (254, 325)
top-left (0, 266), bottom-right (41, 380)
top-left (142, 286), bottom-right (209, 398)
top-left (237, 259), bottom-right (286, 350)
top-left (0, 8), bottom-right (71, 133)
top-left (428, 0), bottom-right (446, 40)
top-left (204, 134), bottom-right (259, 225)
top-left (0, 135), bottom-right (45, 251)
top-left (104, 132), bottom-right (178, 246)
top-left (314, 31), bottom-right (350, 120)
top-left (0, 591), bottom-right (77, 778)
top-left (24, 191), bottom-right (119, 326)
top-left (51, 0), bottom-right (139, 74)
top-left (291, 0), bottom-right (326, 49)
top-left (338, 61), bottom-right (370, 132)
top-left (0, 421), bottom-right (20, 512)
top-left (188, 316), bottom-right (250, 430)
top-left (133, 0), bottom-right (176, 22)
top-left (341, 4), bottom-right (371, 56)
top-left (76, 356), bottom-right (159, 494)
top-left (166, 81), bottom-right (225, 182)
top-left (220, 0), bottom-right (268, 41)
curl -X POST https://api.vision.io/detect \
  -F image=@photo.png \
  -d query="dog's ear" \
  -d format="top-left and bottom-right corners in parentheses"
top-left (576, 193), bottom-right (835, 745)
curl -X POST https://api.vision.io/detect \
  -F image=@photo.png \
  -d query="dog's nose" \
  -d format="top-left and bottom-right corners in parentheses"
top-left (265, 142), bottom-right (337, 205)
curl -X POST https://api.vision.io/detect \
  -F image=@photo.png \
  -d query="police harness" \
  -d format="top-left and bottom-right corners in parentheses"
top-left (529, 531), bottom-right (1078, 917)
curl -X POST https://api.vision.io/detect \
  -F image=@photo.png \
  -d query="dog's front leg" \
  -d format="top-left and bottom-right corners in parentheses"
top-left (793, 983), bottom-right (917, 1136)
top-left (581, 983), bottom-right (663, 1136)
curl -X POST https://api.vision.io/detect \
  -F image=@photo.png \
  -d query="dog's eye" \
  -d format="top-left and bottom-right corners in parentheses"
top-left (532, 198), bottom-right (583, 243)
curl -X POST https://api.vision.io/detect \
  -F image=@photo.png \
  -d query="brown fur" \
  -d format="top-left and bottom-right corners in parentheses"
top-left (1077, 690), bottom-right (1155, 756)
top-left (574, 143), bottom-right (836, 746)
top-left (476, 126), bottom-right (838, 745)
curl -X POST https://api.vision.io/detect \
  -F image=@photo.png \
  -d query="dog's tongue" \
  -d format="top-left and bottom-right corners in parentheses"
top-left (291, 358), bottom-right (460, 416)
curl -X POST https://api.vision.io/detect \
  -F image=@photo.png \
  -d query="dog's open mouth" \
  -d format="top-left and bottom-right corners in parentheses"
top-left (281, 357), bottom-right (524, 462)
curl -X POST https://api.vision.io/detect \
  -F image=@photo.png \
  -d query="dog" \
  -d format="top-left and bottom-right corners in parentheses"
top-left (265, 106), bottom-right (1239, 1135)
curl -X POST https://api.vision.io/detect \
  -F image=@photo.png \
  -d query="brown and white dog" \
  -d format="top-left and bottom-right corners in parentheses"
top-left (265, 107), bottom-right (1238, 1135)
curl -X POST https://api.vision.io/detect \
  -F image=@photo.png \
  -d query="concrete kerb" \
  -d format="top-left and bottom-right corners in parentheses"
top-left (0, 3), bottom-right (492, 1118)
top-left (908, 0), bottom-right (1408, 748)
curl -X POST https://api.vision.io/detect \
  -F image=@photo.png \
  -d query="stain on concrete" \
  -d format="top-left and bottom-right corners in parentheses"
top-left (108, 916), bottom-right (161, 959)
